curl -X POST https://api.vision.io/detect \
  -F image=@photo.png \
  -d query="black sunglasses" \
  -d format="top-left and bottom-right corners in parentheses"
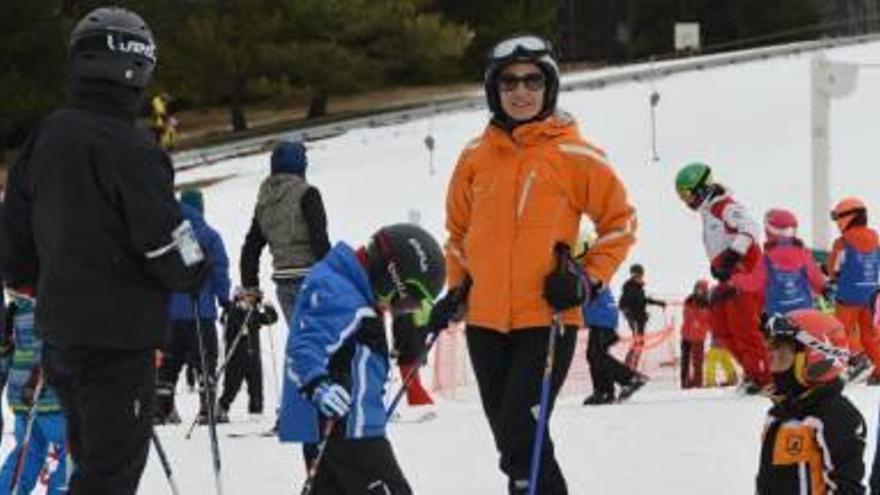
top-left (498, 72), bottom-right (546, 92)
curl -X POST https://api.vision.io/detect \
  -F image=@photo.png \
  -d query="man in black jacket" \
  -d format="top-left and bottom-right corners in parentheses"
top-left (619, 263), bottom-right (666, 370)
top-left (0, 8), bottom-right (207, 493)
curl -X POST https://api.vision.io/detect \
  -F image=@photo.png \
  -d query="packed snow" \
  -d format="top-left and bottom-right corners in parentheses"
top-left (6, 40), bottom-right (880, 494)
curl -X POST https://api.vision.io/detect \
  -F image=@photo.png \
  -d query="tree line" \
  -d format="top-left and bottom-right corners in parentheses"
top-left (2, 0), bottom-right (876, 153)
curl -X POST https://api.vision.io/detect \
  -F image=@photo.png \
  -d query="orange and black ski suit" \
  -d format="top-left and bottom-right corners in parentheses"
top-left (757, 381), bottom-right (866, 494)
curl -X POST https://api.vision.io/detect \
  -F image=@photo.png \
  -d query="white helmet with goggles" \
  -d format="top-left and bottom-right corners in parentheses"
top-left (484, 34), bottom-right (560, 126)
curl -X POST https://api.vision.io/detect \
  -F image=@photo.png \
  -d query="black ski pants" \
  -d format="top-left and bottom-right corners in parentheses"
top-left (312, 433), bottom-right (412, 494)
top-left (466, 325), bottom-right (576, 495)
top-left (218, 318), bottom-right (263, 412)
top-left (44, 345), bottom-right (155, 494)
top-left (586, 326), bottom-right (635, 396)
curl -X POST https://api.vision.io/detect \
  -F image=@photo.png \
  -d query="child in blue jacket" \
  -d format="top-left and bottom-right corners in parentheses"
top-left (582, 288), bottom-right (644, 405)
top-left (279, 224), bottom-right (446, 493)
top-left (156, 189), bottom-right (231, 425)
top-left (0, 288), bottom-right (68, 494)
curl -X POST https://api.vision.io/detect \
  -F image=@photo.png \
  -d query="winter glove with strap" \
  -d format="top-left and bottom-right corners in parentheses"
top-left (543, 243), bottom-right (591, 312)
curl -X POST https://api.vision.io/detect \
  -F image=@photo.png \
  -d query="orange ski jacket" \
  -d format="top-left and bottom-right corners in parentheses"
top-left (444, 113), bottom-right (636, 332)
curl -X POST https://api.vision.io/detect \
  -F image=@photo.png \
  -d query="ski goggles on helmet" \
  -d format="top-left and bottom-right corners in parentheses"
top-left (498, 71), bottom-right (546, 92)
top-left (490, 35), bottom-right (552, 61)
top-left (830, 207), bottom-right (864, 221)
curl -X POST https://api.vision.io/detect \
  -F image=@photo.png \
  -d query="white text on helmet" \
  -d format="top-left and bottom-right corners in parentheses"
top-left (106, 33), bottom-right (156, 62)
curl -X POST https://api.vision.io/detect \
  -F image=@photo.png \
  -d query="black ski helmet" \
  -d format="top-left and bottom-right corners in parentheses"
top-left (365, 223), bottom-right (446, 311)
top-left (484, 34), bottom-right (560, 125)
top-left (69, 7), bottom-right (157, 89)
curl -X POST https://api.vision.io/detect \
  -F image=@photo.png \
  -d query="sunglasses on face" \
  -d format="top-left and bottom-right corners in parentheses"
top-left (498, 72), bottom-right (546, 92)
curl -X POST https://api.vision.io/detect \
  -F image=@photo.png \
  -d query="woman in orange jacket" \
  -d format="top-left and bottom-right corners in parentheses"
top-left (439, 34), bottom-right (636, 495)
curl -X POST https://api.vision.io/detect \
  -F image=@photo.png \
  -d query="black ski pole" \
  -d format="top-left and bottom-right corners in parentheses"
top-left (299, 419), bottom-right (335, 495)
top-left (184, 306), bottom-right (255, 440)
top-left (151, 428), bottom-right (182, 495)
top-left (192, 297), bottom-right (223, 495)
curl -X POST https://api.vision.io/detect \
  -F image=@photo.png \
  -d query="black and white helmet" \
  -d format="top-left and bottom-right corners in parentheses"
top-left (69, 7), bottom-right (157, 89)
top-left (484, 34), bottom-right (560, 124)
top-left (365, 223), bottom-right (446, 312)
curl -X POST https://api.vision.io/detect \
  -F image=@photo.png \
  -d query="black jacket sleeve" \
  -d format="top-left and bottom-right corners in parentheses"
top-left (240, 215), bottom-right (267, 288)
top-left (821, 398), bottom-right (867, 494)
top-left (301, 187), bottom-right (331, 260)
top-left (115, 149), bottom-right (206, 292)
top-left (0, 136), bottom-right (39, 288)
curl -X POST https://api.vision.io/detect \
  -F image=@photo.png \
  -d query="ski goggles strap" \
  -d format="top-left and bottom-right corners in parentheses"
top-left (490, 35), bottom-right (552, 60)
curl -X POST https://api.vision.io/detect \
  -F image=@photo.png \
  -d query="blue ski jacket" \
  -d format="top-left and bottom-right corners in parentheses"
top-left (279, 243), bottom-right (389, 443)
top-left (168, 204), bottom-right (231, 321)
top-left (582, 288), bottom-right (619, 330)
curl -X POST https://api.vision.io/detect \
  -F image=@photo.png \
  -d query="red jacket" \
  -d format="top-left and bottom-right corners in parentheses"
top-left (681, 296), bottom-right (711, 342)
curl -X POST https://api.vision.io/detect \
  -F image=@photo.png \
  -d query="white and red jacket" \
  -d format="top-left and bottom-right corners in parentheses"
top-left (698, 190), bottom-right (762, 278)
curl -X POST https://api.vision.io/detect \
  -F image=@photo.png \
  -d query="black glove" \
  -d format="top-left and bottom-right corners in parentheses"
top-left (822, 280), bottom-right (837, 303)
top-left (761, 313), bottom-right (799, 340)
top-left (427, 282), bottom-right (470, 335)
top-left (261, 303), bottom-right (279, 325)
top-left (711, 249), bottom-right (742, 283)
top-left (184, 257), bottom-right (212, 295)
top-left (543, 265), bottom-right (588, 312)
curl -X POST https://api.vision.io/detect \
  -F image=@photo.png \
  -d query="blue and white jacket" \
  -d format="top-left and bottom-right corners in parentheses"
top-left (279, 242), bottom-right (389, 443)
top-left (168, 204), bottom-right (231, 321)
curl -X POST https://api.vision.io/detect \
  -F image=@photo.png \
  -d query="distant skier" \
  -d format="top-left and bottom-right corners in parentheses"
top-left (240, 141), bottom-right (330, 323)
top-left (279, 224), bottom-right (447, 493)
top-left (675, 162), bottom-right (770, 392)
top-left (582, 288), bottom-right (644, 405)
top-left (736, 208), bottom-right (827, 315)
top-left (680, 280), bottom-right (711, 389)
top-left (156, 189), bottom-right (231, 426)
top-left (757, 310), bottom-right (865, 494)
top-left (618, 263), bottom-right (666, 370)
top-left (217, 289), bottom-right (279, 421)
top-left (826, 197), bottom-right (880, 384)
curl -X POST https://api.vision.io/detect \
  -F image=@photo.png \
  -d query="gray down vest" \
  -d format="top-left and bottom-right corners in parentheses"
top-left (255, 174), bottom-right (316, 273)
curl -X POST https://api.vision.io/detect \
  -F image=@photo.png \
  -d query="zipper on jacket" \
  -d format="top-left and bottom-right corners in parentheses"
top-left (517, 169), bottom-right (536, 219)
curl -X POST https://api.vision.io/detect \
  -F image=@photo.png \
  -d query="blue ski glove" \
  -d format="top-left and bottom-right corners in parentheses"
top-left (312, 381), bottom-right (351, 418)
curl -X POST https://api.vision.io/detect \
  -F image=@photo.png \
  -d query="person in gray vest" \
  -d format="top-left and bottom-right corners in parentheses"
top-left (240, 141), bottom-right (331, 324)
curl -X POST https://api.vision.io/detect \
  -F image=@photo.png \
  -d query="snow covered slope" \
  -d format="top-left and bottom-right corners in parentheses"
top-left (11, 40), bottom-right (880, 494)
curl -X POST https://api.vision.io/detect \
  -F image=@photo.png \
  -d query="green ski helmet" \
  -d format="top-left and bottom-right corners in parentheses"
top-left (675, 162), bottom-right (713, 210)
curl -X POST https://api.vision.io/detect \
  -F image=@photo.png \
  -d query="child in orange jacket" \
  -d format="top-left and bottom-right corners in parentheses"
top-left (827, 197), bottom-right (880, 384)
